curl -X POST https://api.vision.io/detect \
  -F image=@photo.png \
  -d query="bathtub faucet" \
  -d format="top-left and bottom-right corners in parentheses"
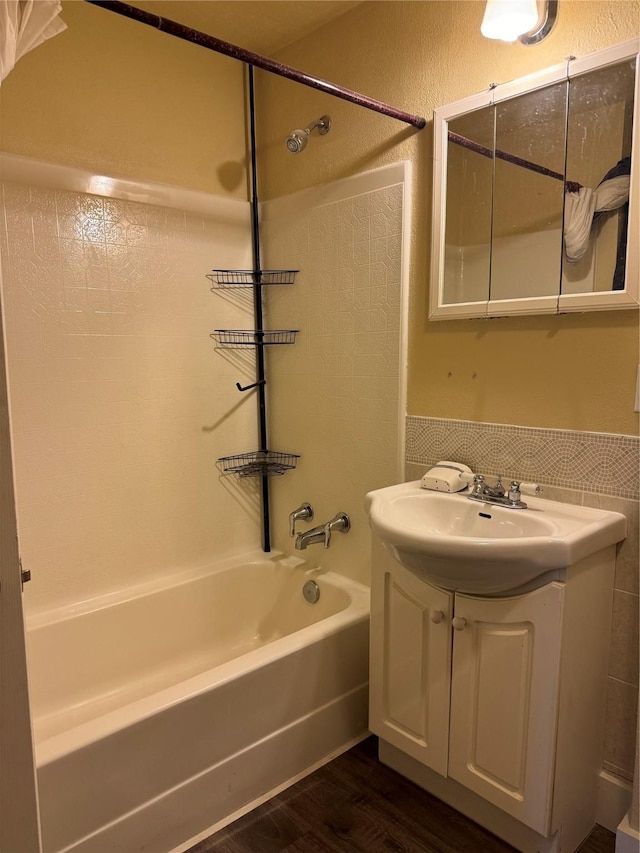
top-left (295, 512), bottom-right (350, 550)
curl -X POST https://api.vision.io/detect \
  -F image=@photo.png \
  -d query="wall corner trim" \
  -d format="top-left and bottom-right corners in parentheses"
top-left (0, 153), bottom-right (249, 221)
top-left (597, 769), bottom-right (632, 832)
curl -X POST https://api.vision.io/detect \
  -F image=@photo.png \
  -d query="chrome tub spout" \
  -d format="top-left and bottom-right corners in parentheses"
top-left (295, 513), bottom-right (350, 550)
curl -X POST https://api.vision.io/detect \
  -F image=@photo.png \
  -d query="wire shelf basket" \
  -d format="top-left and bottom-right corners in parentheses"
top-left (211, 329), bottom-right (298, 347)
top-left (207, 269), bottom-right (298, 289)
top-left (218, 450), bottom-right (300, 478)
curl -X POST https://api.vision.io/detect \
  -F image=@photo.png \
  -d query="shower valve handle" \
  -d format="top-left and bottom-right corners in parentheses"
top-left (323, 513), bottom-right (351, 548)
top-left (289, 503), bottom-right (314, 537)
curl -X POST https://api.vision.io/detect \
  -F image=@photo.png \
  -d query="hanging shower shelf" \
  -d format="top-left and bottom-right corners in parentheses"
top-left (218, 450), bottom-right (300, 478)
top-left (207, 269), bottom-right (298, 289)
top-left (211, 329), bottom-right (298, 347)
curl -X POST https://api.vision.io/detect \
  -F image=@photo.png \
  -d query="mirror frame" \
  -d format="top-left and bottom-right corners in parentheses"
top-left (429, 38), bottom-right (640, 320)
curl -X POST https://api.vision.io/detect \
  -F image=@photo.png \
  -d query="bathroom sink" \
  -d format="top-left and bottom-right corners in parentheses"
top-left (365, 481), bottom-right (627, 593)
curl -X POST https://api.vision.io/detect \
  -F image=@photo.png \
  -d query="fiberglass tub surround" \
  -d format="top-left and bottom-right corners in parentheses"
top-left (27, 551), bottom-right (369, 853)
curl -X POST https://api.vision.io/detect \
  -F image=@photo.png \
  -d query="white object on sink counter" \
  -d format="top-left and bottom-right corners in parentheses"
top-left (420, 461), bottom-right (474, 493)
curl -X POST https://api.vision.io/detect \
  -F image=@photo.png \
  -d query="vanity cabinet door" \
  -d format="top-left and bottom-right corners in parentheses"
top-left (369, 557), bottom-right (453, 777)
top-left (448, 583), bottom-right (564, 836)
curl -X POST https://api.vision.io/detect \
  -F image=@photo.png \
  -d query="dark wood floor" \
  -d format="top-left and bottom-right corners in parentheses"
top-left (187, 737), bottom-right (615, 853)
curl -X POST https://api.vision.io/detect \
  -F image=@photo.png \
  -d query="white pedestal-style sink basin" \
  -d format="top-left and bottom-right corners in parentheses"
top-left (365, 481), bottom-right (627, 593)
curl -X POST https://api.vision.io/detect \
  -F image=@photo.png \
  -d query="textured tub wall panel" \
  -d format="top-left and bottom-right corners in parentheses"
top-left (405, 415), bottom-right (640, 783)
top-left (0, 180), bottom-right (258, 614)
top-left (261, 176), bottom-right (405, 587)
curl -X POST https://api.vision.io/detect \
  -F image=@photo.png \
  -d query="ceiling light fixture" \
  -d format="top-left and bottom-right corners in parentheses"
top-left (481, 0), bottom-right (558, 45)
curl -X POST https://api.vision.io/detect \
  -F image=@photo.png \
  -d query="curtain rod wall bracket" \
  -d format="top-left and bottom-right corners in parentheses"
top-left (83, 0), bottom-right (427, 129)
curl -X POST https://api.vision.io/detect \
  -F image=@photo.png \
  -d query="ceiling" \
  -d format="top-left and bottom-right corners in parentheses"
top-left (134, 1), bottom-right (363, 56)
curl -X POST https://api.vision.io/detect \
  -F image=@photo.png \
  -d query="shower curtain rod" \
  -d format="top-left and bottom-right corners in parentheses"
top-left (83, 0), bottom-right (427, 129)
top-left (448, 130), bottom-right (581, 192)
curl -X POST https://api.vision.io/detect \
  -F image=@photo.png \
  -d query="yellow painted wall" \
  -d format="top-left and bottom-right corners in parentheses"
top-left (0, 1), bottom-right (247, 198)
top-left (2, 0), bottom-right (638, 433)
top-left (256, 0), bottom-right (640, 435)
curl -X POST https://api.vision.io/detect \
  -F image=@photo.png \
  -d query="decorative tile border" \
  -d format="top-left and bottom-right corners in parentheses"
top-left (406, 416), bottom-right (639, 501)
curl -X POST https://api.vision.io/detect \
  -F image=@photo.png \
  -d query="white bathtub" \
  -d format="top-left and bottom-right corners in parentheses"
top-left (26, 551), bottom-right (370, 853)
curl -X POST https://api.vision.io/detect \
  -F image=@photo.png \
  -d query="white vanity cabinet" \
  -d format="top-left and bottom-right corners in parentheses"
top-left (449, 585), bottom-right (563, 834)
top-left (369, 560), bottom-right (454, 776)
top-left (369, 537), bottom-right (617, 853)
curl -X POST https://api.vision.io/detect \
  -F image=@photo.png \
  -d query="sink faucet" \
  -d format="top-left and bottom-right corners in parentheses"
top-left (471, 474), bottom-right (505, 498)
top-left (469, 475), bottom-right (528, 509)
top-left (295, 512), bottom-right (350, 550)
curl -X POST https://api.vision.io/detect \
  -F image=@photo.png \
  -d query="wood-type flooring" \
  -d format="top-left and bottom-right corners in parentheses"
top-left (187, 736), bottom-right (615, 853)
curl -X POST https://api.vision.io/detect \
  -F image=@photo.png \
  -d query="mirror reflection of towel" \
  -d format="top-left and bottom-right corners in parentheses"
top-left (564, 157), bottom-right (631, 290)
top-left (564, 173), bottom-right (630, 263)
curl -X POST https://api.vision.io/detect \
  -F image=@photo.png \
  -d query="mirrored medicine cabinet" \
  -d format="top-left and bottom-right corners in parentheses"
top-left (429, 38), bottom-right (639, 320)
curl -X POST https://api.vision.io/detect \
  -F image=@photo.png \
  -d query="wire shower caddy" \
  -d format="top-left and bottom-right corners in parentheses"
top-left (206, 269), bottom-right (298, 289)
top-left (210, 329), bottom-right (298, 347)
top-left (208, 267), bottom-right (300, 481)
top-left (218, 450), bottom-right (300, 478)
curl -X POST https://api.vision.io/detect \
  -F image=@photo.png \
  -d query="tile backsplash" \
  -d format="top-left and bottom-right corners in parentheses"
top-left (406, 415), bottom-right (639, 501)
top-left (406, 414), bottom-right (639, 782)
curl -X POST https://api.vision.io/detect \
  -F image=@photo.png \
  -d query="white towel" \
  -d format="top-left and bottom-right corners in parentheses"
top-left (564, 175), bottom-right (630, 263)
top-left (0, 0), bottom-right (67, 84)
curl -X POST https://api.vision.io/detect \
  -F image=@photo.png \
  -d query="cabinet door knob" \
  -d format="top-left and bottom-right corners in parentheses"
top-left (430, 610), bottom-right (444, 624)
top-left (452, 616), bottom-right (467, 631)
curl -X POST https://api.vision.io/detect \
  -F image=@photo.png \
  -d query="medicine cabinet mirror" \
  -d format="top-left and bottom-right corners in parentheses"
top-left (429, 38), bottom-right (639, 319)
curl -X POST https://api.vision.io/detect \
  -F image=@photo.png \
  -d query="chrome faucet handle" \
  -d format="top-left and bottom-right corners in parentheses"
top-left (508, 481), bottom-right (521, 503)
top-left (323, 512), bottom-right (351, 548)
top-left (472, 474), bottom-right (484, 494)
top-left (289, 503), bottom-right (314, 537)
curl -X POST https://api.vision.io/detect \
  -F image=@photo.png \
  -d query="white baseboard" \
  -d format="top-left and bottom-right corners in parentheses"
top-left (597, 769), bottom-right (633, 832)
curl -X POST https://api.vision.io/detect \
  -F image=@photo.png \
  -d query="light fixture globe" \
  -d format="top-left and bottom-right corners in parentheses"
top-left (481, 0), bottom-right (539, 41)
top-left (481, 0), bottom-right (557, 45)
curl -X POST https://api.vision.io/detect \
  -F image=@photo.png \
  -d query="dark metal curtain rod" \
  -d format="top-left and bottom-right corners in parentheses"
top-left (84, 0), bottom-right (427, 129)
top-left (448, 130), bottom-right (581, 192)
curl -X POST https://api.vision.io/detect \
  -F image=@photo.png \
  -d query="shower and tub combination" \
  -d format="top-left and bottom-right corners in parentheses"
top-left (16, 157), bottom-right (368, 853)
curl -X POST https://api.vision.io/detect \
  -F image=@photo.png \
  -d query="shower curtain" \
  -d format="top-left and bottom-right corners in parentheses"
top-left (0, 0), bottom-right (66, 84)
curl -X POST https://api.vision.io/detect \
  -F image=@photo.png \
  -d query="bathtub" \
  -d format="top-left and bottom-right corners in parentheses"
top-left (25, 551), bottom-right (370, 853)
